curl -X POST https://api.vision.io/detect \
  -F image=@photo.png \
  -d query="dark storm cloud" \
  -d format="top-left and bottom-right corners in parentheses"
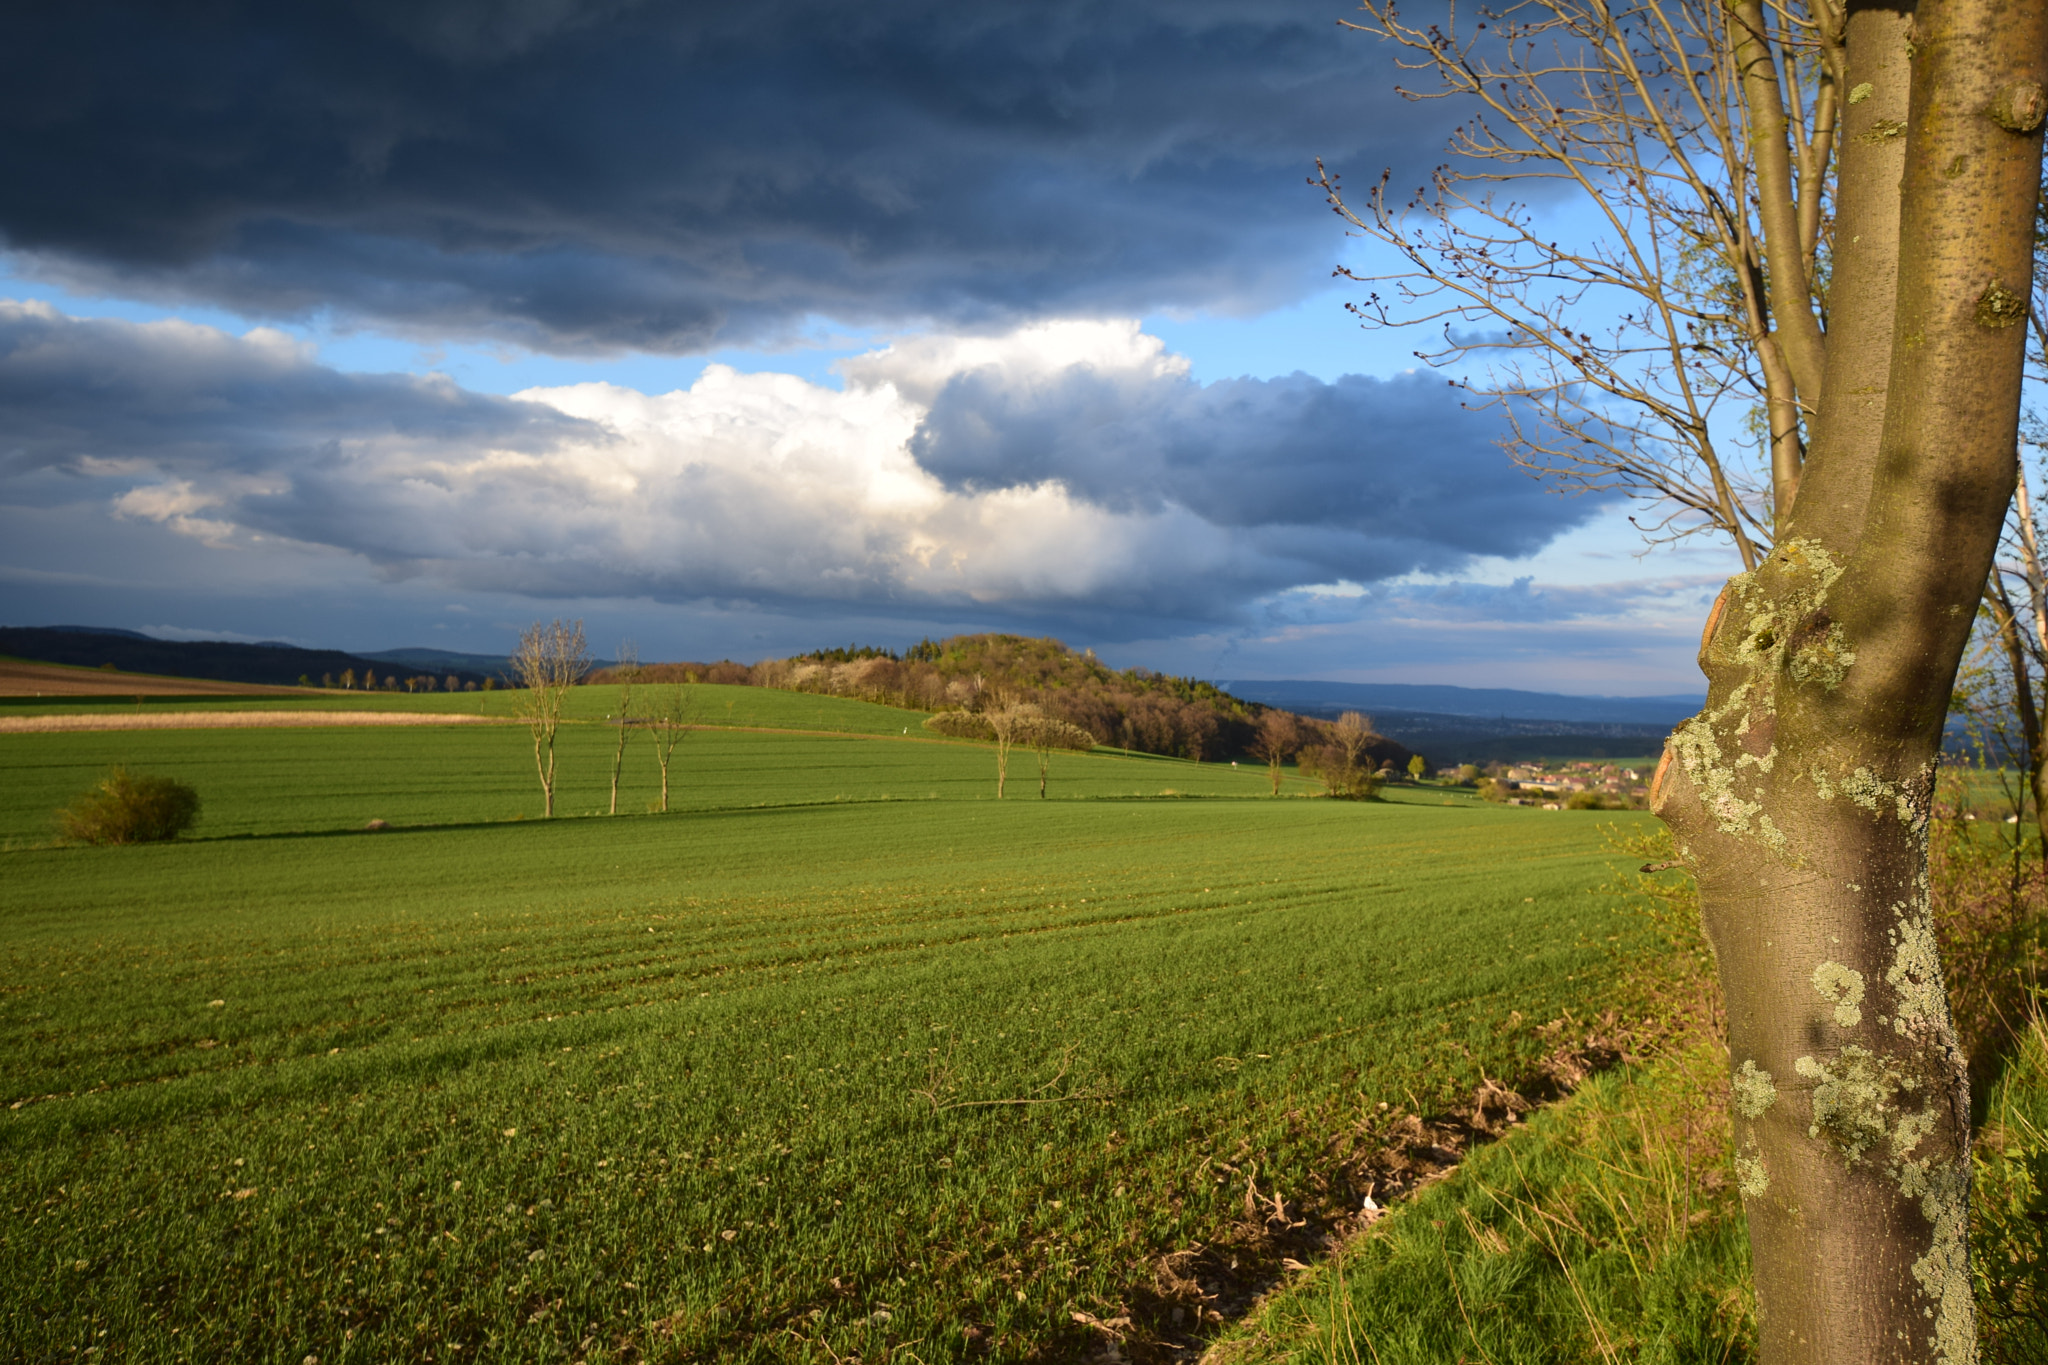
top-left (0, 303), bottom-right (597, 482)
top-left (908, 364), bottom-right (1587, 573)
top-left (0, 0), bottom-right (1442, 351)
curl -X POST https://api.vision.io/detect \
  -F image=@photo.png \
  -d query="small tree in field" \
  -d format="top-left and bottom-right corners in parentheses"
top-left (511, 618), bottom-right (590, 818)
top-left (1333, 711), bottom-right (1372, 772)
top-left (1019, 714), bottom-right (1097, 797)
top-left (608, 642), bottom-right (639, 816)
top-left (921, 706), bottom-right (1039, 797)
top-left (648, 674), bottom-right (698, 813)
top-left (1406, 754), bottom-right (1426, 781)
top-left (984, 704), bottom-right (1045, 798)
top-left (1249, 711), bottom-right (1300, 795)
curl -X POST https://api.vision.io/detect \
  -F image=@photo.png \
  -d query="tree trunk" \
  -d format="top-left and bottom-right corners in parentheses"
top-left (532, 729), bottom-right (555, 819)
top-left (1652, 4), bottom-right (2046, 1360)
top-left (542, 732), bottom-right (556, 818)
top-left (610, 726), bottom-right (627, 816)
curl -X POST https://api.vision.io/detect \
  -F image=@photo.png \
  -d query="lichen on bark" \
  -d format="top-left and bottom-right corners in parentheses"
top-left (1734, 1059), bottom-right (1780, 1117)
top-left (1811, 961), bottom-right (1866, 1026)
top-left (1796, 1045), bottom-right (1899, 1161)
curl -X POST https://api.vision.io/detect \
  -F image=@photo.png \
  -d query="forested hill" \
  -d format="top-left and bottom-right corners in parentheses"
top-left (596, 633), bottom-right (1416, 769)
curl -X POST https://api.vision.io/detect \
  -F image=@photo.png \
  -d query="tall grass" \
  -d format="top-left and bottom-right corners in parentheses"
top-left (1974, 1014), bottom-right (2048, 1363)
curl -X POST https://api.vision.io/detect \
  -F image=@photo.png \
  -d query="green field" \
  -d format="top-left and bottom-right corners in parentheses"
top-left (1, 698), bottom-right (1657, 1362)
top-left (0, 680), bottom-right (932, 733)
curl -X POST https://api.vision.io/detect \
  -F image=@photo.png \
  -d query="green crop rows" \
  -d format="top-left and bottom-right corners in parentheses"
top-left (1, 699), bottom-right (1656, 1362)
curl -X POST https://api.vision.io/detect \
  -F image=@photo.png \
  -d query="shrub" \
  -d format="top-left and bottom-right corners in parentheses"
top-left (922, 710), bottom-right (994, 740)
top-left (1565, 790), bottom-right (1631, 811)
top-left (57, 769), bottom-right (201, 845)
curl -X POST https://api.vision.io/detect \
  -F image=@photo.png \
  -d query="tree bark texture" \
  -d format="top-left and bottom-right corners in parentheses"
top-left (1652, 3), bottom-right (2047, 1361)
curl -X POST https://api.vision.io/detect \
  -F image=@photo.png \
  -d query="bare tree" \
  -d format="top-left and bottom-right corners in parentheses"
top-left (922, 706), bottom-right (1039, 797)
top-left (511, 618), bottom-right (591, 818)
top-left (647, 672), bottom-right (698, 814)
top-left (1325, 0), bottom-right (1896, 563)
top-left (1249, 711), bottom-right (1301, 795)
top-left (1019, 714), bottom-right (1097, 797)
top-left (608, 641), bottom-right (639, 816)
top-left (1332, 711), bottom-right (1375, 785)
top-left (1339, 1), bottom-right (2048, 1357)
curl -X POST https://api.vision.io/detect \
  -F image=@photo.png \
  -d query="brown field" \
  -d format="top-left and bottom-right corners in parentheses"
top-left (0, 710), bottom-right (509, 734)
top-left (0, 658), bottom-right (305, 698)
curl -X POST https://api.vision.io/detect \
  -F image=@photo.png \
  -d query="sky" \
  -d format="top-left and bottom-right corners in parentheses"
top-left (0, 0), bottom-right (1741, 693)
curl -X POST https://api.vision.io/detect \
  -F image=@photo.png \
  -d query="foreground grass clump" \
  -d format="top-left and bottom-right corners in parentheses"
top-left (0, 724), bottom-right (1644, 1363)
top-left (1211, 1047), bottom-right (1752, 1365)
top-left (1975, 1013), bottom-right (2048, 1361)
top-left (55, 767), bottom-right (200, 844)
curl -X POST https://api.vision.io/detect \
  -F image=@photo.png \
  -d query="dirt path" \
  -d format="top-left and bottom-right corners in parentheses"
top-left (0, 711), bottom-right (512, 734)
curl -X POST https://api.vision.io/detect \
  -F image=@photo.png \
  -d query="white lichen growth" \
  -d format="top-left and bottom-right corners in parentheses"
top-left (1840, 766), bottom-right (1896, 814)
top-left (1795, 1045), bottom-right (1896, 1162)
top-left (1886, 901), bottom-right (1950, 1033)
top-left (1732, 1060), bottom-right (1779, 1117)
top-left (1789, 618), bottom-right (1858, 690)
top-left (1734, 1152), bottom-right (1770, 1198)
top-left (1910, 1161), bottom-right (1977, 1364)
top-left (1668, 540), bottom-right (1857, 855)
top-left (1812, 961), bottom-right (1866, 1027)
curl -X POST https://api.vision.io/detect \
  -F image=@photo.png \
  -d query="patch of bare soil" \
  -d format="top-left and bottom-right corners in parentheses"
top-left (0, 710), bottom-right (508, 734)
top-left (0, 658), bottom-right (305, 698)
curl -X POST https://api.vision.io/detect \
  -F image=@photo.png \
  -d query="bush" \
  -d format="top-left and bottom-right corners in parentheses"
top-left (1565, 790), bottom-right (1631, 811)
top-left (57, 769), bottom-right (201, 844)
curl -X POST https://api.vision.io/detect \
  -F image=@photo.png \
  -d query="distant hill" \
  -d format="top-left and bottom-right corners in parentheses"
top-left (0, 627), bottom-right (494, 690)
top-left (360, 646), bottom-right (616, 674)
top-left (1217, 679), bottom-right (1703, 727)
top-left (1210, 680), bottom-right (1702, 765)
top-left (359, 647), bottom-right (515, 674)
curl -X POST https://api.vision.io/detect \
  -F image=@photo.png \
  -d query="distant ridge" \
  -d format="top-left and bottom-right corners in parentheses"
top-left (360, 646), bottom-right (516, 673)
top-left (43, 624), bottom-right (153, 640)
top-left (1216, 679), bottom-right (1703, 727)
top-left (0, 627), bottom-right (495, 689)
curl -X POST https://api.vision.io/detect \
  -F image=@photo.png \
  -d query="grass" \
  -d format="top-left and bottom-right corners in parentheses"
top-left (1, 703), bottom-right (1650, 1362)
top-left (1208, 1045), bottom-right (1751, 1365)
top-left (1208, 824), bottom-right (2048, 1365)
top-left (1974, 1014), bottom-right (2048, 1363)
top-left (0, 681), bottom-right (933, 736)
top-left (1210, 1007), bottom-right (2048, 1365)
top-left (0, 721), bottom-right (1354, 845)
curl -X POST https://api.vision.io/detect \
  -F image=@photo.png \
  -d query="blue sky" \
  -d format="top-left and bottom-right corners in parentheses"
top-left (0, 1), bottom-right (1738, 692)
